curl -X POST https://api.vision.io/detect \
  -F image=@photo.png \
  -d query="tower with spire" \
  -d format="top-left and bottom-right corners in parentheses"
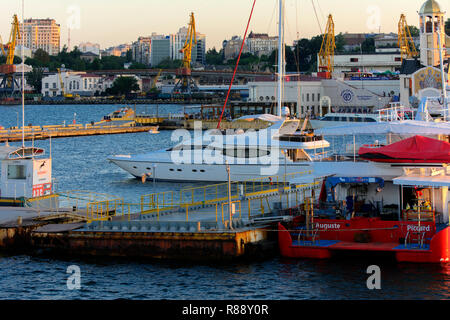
top-left (419, 0), bottom-right (446, 67)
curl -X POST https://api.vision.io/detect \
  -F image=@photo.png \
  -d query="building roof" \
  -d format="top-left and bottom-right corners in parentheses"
top-left (419, 0), bottom-right (442, 15)
top-left (399, 59), bottom-right (423, 75)
top-left (80, 51), bottom-right (99, 57)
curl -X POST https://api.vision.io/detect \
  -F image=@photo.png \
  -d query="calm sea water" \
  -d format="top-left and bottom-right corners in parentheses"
top-left (0, 104), bottom-right (449, 300)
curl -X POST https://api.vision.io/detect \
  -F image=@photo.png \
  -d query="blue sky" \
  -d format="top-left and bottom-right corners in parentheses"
top-left (1, 0), bottom-right (448, 50)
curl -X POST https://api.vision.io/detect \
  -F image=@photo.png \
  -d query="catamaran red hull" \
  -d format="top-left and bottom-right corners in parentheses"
top-left (278, 219), bottom-right (450, 263)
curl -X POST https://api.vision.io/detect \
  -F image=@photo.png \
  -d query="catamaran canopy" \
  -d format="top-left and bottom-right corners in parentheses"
top-left (359, 135), bottom-right (450, 163)
top-left (393, 175), bottom-right (450, 187)
top-left (315, 120), bottom-right (450, 136)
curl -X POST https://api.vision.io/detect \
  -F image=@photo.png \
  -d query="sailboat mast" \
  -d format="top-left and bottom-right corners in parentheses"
top-left (21, 0), bottom-right (25, 148)
top-left (437, 28), bottom-right (448, 121)
top-left (277, 0), bottom-right (285, 117)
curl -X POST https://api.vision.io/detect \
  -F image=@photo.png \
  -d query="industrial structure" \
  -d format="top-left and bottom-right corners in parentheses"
top-left (173, 12), bottom-right (199, 95)
top-left (318, 14), bottom-right (335, 78)
top-left (398, 14), bottom-right (419, 62)
top-left (0, 14), bottom-right (21, 99)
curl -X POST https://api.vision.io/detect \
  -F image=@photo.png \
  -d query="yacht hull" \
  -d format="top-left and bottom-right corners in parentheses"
top-left (109, 157), bottom-right (403, 182)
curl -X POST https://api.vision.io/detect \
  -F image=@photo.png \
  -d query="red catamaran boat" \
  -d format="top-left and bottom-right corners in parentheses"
top-left (278, 135), bottom-right (450, 263)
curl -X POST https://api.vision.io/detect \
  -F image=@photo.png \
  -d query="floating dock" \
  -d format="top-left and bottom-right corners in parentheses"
top-left (0, 125), bottom-right (158, 142)
top-left (0, 172), bottom-right (319, 261)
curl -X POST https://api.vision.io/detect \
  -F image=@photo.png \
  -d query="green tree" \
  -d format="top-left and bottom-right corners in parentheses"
top-left (291, 35), bottom-right (324, 72)
top-left (206, 48), bottom-right (224, 65)
top-left (156, 58), bottom-right (182, 69)
top-left (360, 37), bottom-right (375, 53)
top-left (335, 33), bottom-right (346, 52)
top-left (109, 76), bottom-right (140, 95)
top-left (446, 18), bottom-right (450, 36)
top-left (408, 26), bottom-right (420, 37)
top-left (129, 62), bottom-right (149, 69)
top-left (25, 67), bottom-right (44, 93)
top-left (101, 56), bottom-right (126, 70)
top-left (33, 49), bottom-right (50, 65)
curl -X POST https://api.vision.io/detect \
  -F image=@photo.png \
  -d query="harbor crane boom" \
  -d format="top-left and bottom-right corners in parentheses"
top-left (0, 14), bottom-right (22, 99)
top-left (398, 14), bottom-right (418, 62)
top-left (173, 12), bottom-right (199, 95)
top-left (318, 14), bottom-right (335, 77)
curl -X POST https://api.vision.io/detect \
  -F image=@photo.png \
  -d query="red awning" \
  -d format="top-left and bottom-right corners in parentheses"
top-left (359, 135), bottom-right (450, 163)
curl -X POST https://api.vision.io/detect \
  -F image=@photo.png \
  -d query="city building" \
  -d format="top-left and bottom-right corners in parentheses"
top-left (41, 71), bottom-right (102, 97)
top-left (102, 44), bottom-right (131, 57)
top-left (170, 27), bottom-right (206, 65)
top-left (223, 36), bottom-right (248, 61)
top-left (341, 33), bottom-right (369, 52)
top-left (131, 36), bottom-right (152, 65)
top-left (150, 35), bottom-right (171, 67)
top-left (333, 52), bottom-right (403, 73)
top-left (193, 33), bottom-right (206, 65)
top-left (19, 18), bottom-right (60, 56)
top-left (78, 42), bottom-right (101, 56)
top-left (80, 52), bottom-right (100, 63)
top-left (246, 32), bottom-right (278, 57)
top-left (248, 74), bottom-right (395, 117)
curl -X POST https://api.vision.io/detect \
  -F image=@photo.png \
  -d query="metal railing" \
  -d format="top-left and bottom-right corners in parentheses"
top-left (72, 170), bottom-right (316, 224)
top-left (378, 105), bottom-right (415, 122)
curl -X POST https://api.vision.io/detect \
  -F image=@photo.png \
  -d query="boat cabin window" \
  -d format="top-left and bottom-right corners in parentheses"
top-left (222, 148), bottom-right (270, 158)
top-left (168, 145), bottom-right (208, 151)
top-left (7, 165), bottom-right (26, 180)
top-left (363, 118), bottom-right (376, 122)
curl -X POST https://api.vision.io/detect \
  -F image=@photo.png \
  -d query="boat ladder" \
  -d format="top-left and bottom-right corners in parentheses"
top-left (404, 230), bottom-right (426, 249)
top-left (297, 228), bottom-right (320, 246)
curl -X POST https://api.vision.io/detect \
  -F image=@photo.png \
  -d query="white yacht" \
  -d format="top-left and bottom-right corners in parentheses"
top-left (107, 116), bottom-right (411, 182)
top-left (309, 112), bottom-right (381, 129)
top-left (310, 105), bottom-right (417, 130)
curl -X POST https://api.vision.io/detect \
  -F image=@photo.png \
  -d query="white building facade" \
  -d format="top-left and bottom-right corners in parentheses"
top-left (332, 53), bottom-right (402, 73)
top-left (41, 72), bottom-right (103, 97)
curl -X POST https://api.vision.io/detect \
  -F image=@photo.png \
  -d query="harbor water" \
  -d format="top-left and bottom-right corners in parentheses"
top-left (0, 104), bottom-right (449, 300)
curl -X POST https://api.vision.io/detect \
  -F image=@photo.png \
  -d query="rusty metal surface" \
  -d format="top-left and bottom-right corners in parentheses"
top-left (33, 223), bottom-right (85, 233)
top-left (30, 228), bottom-right (270, 261)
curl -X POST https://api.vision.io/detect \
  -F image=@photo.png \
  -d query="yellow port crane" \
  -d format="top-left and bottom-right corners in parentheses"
top-left (152, 69), bottom-right (162, 89)
top-left (398, 14), bottom-right (418, 62)
top-left (318, 14), bottom-right (335, 77)
top-left (0, 14), bottom-right (21, 98)
top-left (57, 67), bottom-right (79, 99)
top-left (173, 12), bottom-right (199, 95)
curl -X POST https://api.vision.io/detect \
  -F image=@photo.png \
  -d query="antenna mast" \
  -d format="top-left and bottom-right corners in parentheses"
top-left (277, 0), bottom-right (285, 117)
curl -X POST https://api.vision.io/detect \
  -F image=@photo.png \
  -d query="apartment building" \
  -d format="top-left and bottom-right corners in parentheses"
top-left (19, 18), bottom-right (60, 56)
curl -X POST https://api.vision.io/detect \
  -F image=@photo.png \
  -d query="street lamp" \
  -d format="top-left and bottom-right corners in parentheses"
top-left (226, 161), bottom-right (233, 230)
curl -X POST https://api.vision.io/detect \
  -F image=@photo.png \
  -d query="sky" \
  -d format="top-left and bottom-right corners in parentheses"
top-left (1, 0), bottom-right (450, 51)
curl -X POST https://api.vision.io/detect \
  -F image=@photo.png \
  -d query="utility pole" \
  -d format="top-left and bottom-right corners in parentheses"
top-left (226, 161), bottom-right (233, 230)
